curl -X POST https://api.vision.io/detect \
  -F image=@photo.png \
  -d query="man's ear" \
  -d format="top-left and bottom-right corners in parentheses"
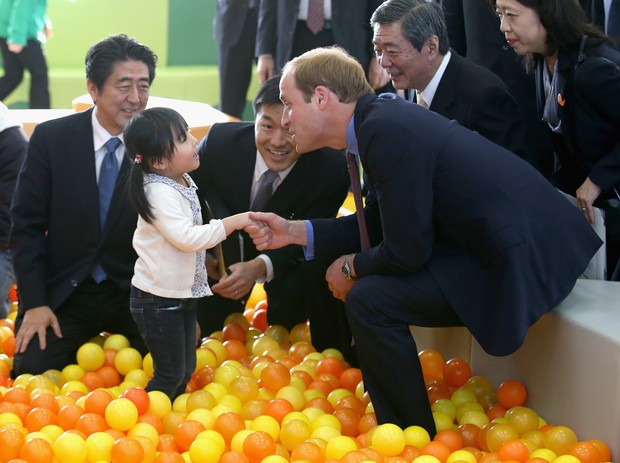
top-left (86, 80), bottom-right (99, 103)
top-left (314, 86), bottom-right (329, 107)
top-left (425, 35), bottom-right (440, 59)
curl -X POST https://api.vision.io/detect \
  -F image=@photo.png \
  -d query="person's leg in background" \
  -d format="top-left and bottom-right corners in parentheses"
top-left (19, 39), bottom-right (50, 109)
top-left (217, 8), bottom-right (257, 119)
top-left (0, 38), bottom-right (25, 101)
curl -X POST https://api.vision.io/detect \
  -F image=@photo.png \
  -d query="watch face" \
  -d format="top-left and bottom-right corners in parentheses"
top-left (342, 259), bottom-right (353, 280)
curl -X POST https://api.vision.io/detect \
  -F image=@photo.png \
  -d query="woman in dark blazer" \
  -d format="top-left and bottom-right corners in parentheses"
top-left (494, 0), bottom-right (620, 278)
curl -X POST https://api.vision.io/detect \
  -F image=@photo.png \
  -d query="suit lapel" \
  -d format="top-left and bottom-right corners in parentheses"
top-left (102, 155), bottom-right (131, 236)
top-left (70, 109), bottom-right (100, 239)
top-left (430, 51), bottom-right (461, 115)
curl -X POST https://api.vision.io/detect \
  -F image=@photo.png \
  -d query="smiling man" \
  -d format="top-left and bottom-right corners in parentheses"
top-left (10, 34), bottom-right (157, 375)
top-left (371, 0), bottom-right (530, 161)
top-left (191, 75), bottom-right (355, 361)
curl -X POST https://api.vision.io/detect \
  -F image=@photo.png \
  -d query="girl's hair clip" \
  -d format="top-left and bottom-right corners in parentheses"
top-left (134, 154), bottom-right (142, 164)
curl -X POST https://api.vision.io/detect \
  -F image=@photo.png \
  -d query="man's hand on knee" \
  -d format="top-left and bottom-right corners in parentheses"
top-left (15, 306), bottom-right (62, 353)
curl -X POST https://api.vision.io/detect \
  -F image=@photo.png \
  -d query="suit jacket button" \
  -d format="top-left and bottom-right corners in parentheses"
top-left (70, 280), bottom-right (78, 287)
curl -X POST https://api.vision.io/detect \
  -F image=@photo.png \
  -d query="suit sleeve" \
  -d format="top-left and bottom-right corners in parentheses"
top-left (256, 0), bottom-right (277, 57)
top-left (442, 0), bottom-right (467, 57)
top-left (268, 155), bottom-right (350, 278)
top-left (575, 57), bottom-right (620, 191)
top-left (9, 126), bottom-right (53, 311)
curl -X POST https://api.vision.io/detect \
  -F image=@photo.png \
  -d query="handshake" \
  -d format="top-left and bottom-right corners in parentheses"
top-left (241, 212), bottom-right (308, 250)
top-left (239, 212), bottom-right (358, 302)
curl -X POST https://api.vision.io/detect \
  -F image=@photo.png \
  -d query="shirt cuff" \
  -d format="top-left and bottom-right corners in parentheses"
top-left (256, 254), bottom-right (273, 283)
top-left (303, 220), bottom-right (315, 260)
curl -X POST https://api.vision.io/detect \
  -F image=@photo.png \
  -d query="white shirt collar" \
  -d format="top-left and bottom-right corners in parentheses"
top-left (91, 108), bottom-right (124, 152)
top-left (253, 151), bottom-right (296, 186)
top-left (419, 50), bottom-right (452, 107)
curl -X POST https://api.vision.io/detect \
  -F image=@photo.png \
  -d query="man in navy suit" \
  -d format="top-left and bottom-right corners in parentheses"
top-left (10, 34), bottom-right (157, 375)
top-left (191, 75), bottom-right (355, 362)
top-left (247, 47), bottom-right (602, 435)
top-left (371, 0), bottom-right (529, 161)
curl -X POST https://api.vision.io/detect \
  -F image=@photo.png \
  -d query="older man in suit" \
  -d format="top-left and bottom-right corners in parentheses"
top-left (255, 0), bottom-right (388, 90)
top-left (214, 0), bottom-right (259, 119)
top-left (247, 47), bottom-right (601, 435)
top-left (371, 0), bottom-right (529, 161)
top-left (10, 34), bottom-right (157, 375)
top-left (191, 75), bottom-right (355, 362)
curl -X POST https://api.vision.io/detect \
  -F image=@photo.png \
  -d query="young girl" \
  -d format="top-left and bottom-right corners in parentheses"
top-left (124, 107), bottom-right (252, 399)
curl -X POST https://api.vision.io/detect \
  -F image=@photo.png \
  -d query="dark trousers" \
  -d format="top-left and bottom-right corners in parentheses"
top-left (130, 286), bottom-right (197, 400)
top-left (345, 267), bottom-right (463, 436)
top-left (291, 21), bottom-right (335, 62)
top-left (12, 277), bottom-right (144, 376)
top-left (303, 259), bottom-right (358, 367)
top-left (0, 38), bottom-right (50, 109)
top-left (217, 7), bottom-right (257, 119)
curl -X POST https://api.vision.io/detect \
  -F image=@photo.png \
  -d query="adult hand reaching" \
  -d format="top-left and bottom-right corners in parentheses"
top-left (246, 212), bottom-right (308, 250)
top-left (14, 306), bottom-right (62, 353)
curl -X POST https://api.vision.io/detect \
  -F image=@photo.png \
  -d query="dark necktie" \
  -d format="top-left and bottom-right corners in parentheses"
top-left (346, 152), bottom-right (371, 251)
top-left (608, 0), bottom-right (620, 46)
top-left (92, 137), bottom-right (121, 283)
top-left (251, 170), bottom-right (279, 211)
top-left (307, 0), bottom-right (325, 35)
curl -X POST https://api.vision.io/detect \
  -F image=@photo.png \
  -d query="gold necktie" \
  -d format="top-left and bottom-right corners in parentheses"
top-left (416, 92), bottom-right (429, 109)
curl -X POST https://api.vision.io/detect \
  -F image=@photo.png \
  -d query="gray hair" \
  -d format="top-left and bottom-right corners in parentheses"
top-left (371, 0), bottom-right (450, 54)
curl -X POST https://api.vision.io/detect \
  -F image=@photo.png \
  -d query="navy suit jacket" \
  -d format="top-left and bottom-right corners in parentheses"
top-left (192, 122), bottom-right (349, 285)
top-left (10, 109), bottom-right (138, 313)
top-left (312, 93), bottom-right (601, 356)
top-left (426, 51), bottom-right (529, 160)
top-left (535, 44), bottom-right (620, 196)
top-left (256, 0), bottom-right (382, 73)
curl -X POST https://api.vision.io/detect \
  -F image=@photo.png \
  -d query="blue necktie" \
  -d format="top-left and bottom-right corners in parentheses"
top-left (98, 137), bottom-right (121, 230)
top-left (92, 137), bottom-right (121, 283)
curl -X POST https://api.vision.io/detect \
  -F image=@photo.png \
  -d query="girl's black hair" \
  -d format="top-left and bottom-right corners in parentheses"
top-left (124, 107), bottom-right (189, 223)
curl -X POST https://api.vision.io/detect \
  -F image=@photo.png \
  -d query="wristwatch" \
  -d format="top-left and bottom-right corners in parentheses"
top-left (342, 254), bottom-right (357, 280)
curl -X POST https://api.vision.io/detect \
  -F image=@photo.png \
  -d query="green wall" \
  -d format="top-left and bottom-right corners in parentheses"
top-left (167, 0), bottom-right (218, 66)
top-left (1, 0), bottom-right (248, 110)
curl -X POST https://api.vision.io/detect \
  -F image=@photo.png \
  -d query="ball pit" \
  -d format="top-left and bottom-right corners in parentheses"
top-left (0, 284), bottom-right (614, 463)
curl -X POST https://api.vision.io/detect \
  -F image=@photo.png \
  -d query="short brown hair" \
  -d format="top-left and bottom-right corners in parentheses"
top-left (282, 46), bottom-right (373, 103)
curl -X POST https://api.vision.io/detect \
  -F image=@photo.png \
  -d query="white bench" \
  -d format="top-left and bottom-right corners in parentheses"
top-left (411, 279), bottom-right (620, 460)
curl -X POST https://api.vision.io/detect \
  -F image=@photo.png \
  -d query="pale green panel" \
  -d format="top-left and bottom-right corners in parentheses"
top-left (45, 0), bottom-right (169, 68)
